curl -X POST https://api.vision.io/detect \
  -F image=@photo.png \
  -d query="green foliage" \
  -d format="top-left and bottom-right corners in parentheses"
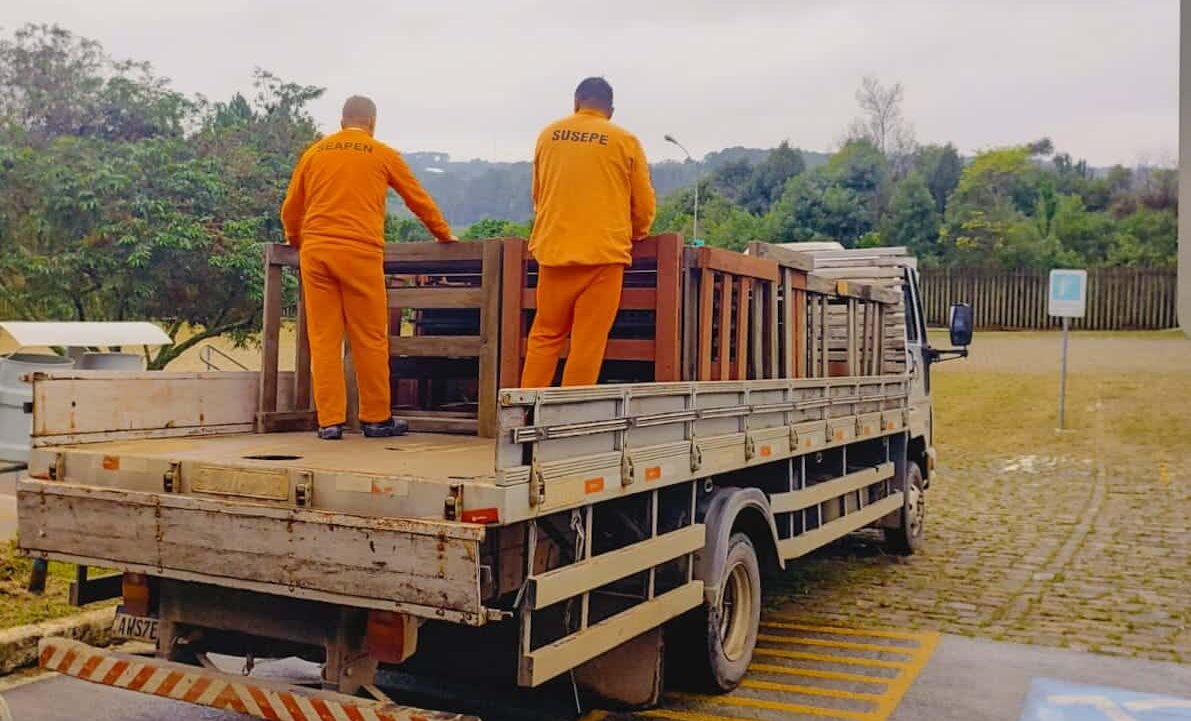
top-left (914, 144), bottom-right (962, 213)
top-left (739, 141), bottom-right (805, 214)
top-left (0, 24), bottom-right (320, 368)
top-left (879, 172), bottom-right (940, 259)
top-left (652, 184), bottom-right (763, 251)
top-left (460, 217), bottom-right (531, 240)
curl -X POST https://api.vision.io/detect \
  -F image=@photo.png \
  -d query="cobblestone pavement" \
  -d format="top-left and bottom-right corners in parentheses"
top-left (766, 333), bottom-right (1191, 665)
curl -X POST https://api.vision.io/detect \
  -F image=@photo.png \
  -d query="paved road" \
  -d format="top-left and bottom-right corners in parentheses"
top-left (2, 634), bottom-right (1188, 721)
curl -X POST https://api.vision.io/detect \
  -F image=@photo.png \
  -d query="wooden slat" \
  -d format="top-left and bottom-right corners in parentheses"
top-left (255, 410), bottom-right (317, 433)
top-left (698, 267), bottom-right (714, 380)
top-left (500, 239), bottom-right (527, 389)
top-left (394, 415), bottom-right (479, 434)
top-left (735, 277), bottom-right (751, 380)
top-left (258, 252), bottom-right (283, 414)
top-left (390, 336), bottom-right (483, 357)
top-left (529, 524), bottom-right (704, 610)
top-left (519, 287), bottom-right (657, 311)
top-left (268, 243), bottom-right (300, 267)
top-left (388, 288), bottom-right (484, 309)
top-left (654, 233), bottom-right (683, 382)
top-left (383, 241), bottom-right (486, 263)
top-left (717, 272), bottom-right (731, 381)
top-left (478, 239), bottom-right (502, 437)
top-left (696, 246), bottom-right (780, 282)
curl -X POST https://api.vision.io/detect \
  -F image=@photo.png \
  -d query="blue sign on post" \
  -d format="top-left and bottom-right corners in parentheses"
top-left (1019, 677), bottom-right (1191, 721)
top-left (1049, 269), bottom-right (1088, 318)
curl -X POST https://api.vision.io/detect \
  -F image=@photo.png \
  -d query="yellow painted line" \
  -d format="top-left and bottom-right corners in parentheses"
top-left (669, 691), bottom-right (872, 721)
top-left (753, 647), bottom-right (910, 670)
top-left (741, 678), bottom-right (884, 703)
top-left (869, 631), bottom-right (940, 720)
top-left (578, 711), bottom-right (609, 721)
top-left (757, 633), bottom-right (916, 655)
top-left (761, 619), bottom-right (930, 643)
top-left (749, 662), bottom-right (892, 687)
top-left (640, 709), bottom-right (766, 721)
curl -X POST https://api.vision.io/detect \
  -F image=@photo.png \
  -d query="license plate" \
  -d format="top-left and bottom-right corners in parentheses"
top-left (112, 609), bottom-right (159, 643)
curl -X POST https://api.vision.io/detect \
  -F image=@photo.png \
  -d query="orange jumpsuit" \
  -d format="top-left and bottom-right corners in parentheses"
top-left (520, 109), bottom-right (656, 388)
top-left (281, 128), bottom-right (453, 427)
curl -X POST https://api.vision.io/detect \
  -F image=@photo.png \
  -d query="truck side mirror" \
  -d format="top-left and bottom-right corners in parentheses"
top-left (949, 303), bottom-right (973, 347)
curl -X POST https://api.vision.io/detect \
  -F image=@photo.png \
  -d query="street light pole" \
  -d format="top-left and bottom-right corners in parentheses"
top-left (665, 135), bottom-right (700, 245)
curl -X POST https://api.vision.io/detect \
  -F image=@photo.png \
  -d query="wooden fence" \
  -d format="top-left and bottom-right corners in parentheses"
top-left (920, 268), bottom-right (1178, 330)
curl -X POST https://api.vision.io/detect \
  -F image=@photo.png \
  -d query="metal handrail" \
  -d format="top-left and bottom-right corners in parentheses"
top-left (198, 344), bottom-right (249, 371)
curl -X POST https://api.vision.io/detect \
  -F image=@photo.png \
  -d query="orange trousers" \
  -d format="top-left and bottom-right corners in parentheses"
top-left (520, 264), bottom-right (624, 388)
top-left (300, 241), bottom-right (391, 427)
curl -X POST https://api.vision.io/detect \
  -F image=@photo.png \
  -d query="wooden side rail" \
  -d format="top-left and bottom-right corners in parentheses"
top-left (500, 234), bottom-right (683, 389)
top-left (687, 246), bottom-right (781, 381)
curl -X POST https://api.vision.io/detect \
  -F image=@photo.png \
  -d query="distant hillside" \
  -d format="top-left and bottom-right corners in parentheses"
top-left (391, 146), bottom-right (831, 227)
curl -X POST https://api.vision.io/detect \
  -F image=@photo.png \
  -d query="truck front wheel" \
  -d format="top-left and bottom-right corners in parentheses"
top-left (672, 532), bottom-right (761, 692)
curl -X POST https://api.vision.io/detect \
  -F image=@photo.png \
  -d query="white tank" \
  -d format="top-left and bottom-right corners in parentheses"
top-left (0, 353), bottom-right (76, 464)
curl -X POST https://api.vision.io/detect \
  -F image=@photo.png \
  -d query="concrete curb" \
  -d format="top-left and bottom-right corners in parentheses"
top-left (0, 608), bottom-right (114, 675)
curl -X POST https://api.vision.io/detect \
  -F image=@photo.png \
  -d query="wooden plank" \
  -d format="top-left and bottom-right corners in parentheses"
top-left (294, 282), bottom-right (312, 412)
top-left (717, 272), bottom-right (731, 381)
top-left (519, 287), bottom-right (656, 311)
top-left (258, 258), bottom-right (283, 414)
top-left (814, 267), bottom-right (904, 280)
top-left (383, 241), bottom-right (486, 263)
top-left (500, 239), bottom-right (527, 389)
top-left (835, 280), bottom-right (900, 305)
top-left (521, 582), bottom-right (703, 687)
top-left (388, 288), bottom-right (484, 309)
top-left (654, 233), bottom-right (683, 382)
top-left (267, 243), bottom-right (300, 268)
top-left (793, 288), bottom-right (807, 379)
top-left (749, 242), bottom-right (815, 272)
top-left (696, 246), bottom-right (780, 282)
top-left (390, 336), bottom-right (483, 357)
top-left (765, 277), bottom-right (779, 379)
top-left (529, 524), bottom-right (704, 610)
top-left (735, 278), bottom-right (751, 380)
top-left (395, 415), bottom-right (479, 434)
top-left (478, 239), bottom-right (502, 437)
top-left (255, 410), bottom-right (317, 433)
top-left (34, 373), bottom-right (269, 440)
top-left (777, 493), bottom-right (903, 560)
top-left (769, 463), bottom-right (893, 514)
top-left (698, 268), bottom-right (714, 380)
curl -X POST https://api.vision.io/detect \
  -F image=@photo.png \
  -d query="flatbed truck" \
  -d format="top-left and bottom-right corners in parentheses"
top-left (15, 240), bottom-right (971, 718)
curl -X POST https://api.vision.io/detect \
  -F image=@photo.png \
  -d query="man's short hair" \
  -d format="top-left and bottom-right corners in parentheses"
top-left (574, 77), bottom-right (613, 111)
top-left (342, 95), bottom-right (377, 127)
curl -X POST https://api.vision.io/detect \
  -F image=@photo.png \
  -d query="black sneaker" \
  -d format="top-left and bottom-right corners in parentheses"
top-left (317, 424), bottom-right (344, 441)
top-left (362, 417), bottom-right (408, 438)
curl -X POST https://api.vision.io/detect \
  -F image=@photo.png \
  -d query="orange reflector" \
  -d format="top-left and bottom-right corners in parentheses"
top-left (645, 466), bottom-right (662, 481)
top-left (584, 477), bottom-right (605, 494)
top-left (122, 573), bottom-right (151, 617)
top-left (760, 446), bottom-right (772, 458)
top-left (461, 508), bottom-right (499, 524)
top-left (102, 456), bottom-right (120, 471)
top-left (366, 611), bottom-right (418, 664)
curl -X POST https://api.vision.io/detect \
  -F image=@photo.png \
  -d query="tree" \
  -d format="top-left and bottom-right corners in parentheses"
top-left (766, 170), bottom-right (872, 247)
top-left (739, 141), bottom-right (805, 214)
top-left (913, 143), bottom-right (963, 213)
top-left (653, 185), bottom-right (763, 251)
top-left (710, 158), bottom-right (754, 204)
top-left (879, 173), bottom-right (940, 260)
top-left (847, 76), bottom-right (915, 158)
top-left (460, 217), bottom-right (531, 240)
top-left (0, 24), bottom-right (322, 369)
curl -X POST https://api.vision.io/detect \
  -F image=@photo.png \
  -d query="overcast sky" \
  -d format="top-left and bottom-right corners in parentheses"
top-left (4, 0), bottom-right (1177, 166)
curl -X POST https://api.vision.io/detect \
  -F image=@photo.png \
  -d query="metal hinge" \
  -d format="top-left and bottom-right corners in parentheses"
top-left (620, 453), bottom-right (635, 487)
top-left (744, 435), bottom-right (757, 461)
top-left (689, 441), bottom-right (703, 472)
top-left (788, 425), bottom-right (800, 451)
top-left (529, 461), bottom-right (546, 507)
top-left (294, 471), bottom-right (313, 507)
top-left (163, 461), bottom-right (181, 493)
top-left (444, 483), bottom-right (463, 521)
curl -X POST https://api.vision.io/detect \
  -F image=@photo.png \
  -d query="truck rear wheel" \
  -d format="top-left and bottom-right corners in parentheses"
top-left (884, 461), bottom-right (925, 555)
top-left (671, 532), bottom-right (761, 693)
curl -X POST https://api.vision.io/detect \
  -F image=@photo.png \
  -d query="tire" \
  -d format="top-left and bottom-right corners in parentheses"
top-left (669, 533), bottom-right (762, 693)
top-left (884, 461), bottom-right (925, 555)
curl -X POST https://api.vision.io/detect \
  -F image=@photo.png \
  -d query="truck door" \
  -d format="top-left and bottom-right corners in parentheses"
top-left (902, 267), bottom-right (931, 444)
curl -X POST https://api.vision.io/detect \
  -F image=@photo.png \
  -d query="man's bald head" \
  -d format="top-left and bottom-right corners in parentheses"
top-left (342, 96), bottom-right (377, 133)
top-left (574, 77), bottom-right (614, 118)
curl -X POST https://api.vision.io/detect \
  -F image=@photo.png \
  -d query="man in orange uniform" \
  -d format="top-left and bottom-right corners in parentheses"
top-left (282, 96), bottom-right (456, 440)
top-left (521, 77), bottom-right (656, 387)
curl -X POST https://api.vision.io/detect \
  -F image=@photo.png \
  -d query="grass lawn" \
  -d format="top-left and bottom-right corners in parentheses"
top-left (0, 539), bottom-right (116, 628)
